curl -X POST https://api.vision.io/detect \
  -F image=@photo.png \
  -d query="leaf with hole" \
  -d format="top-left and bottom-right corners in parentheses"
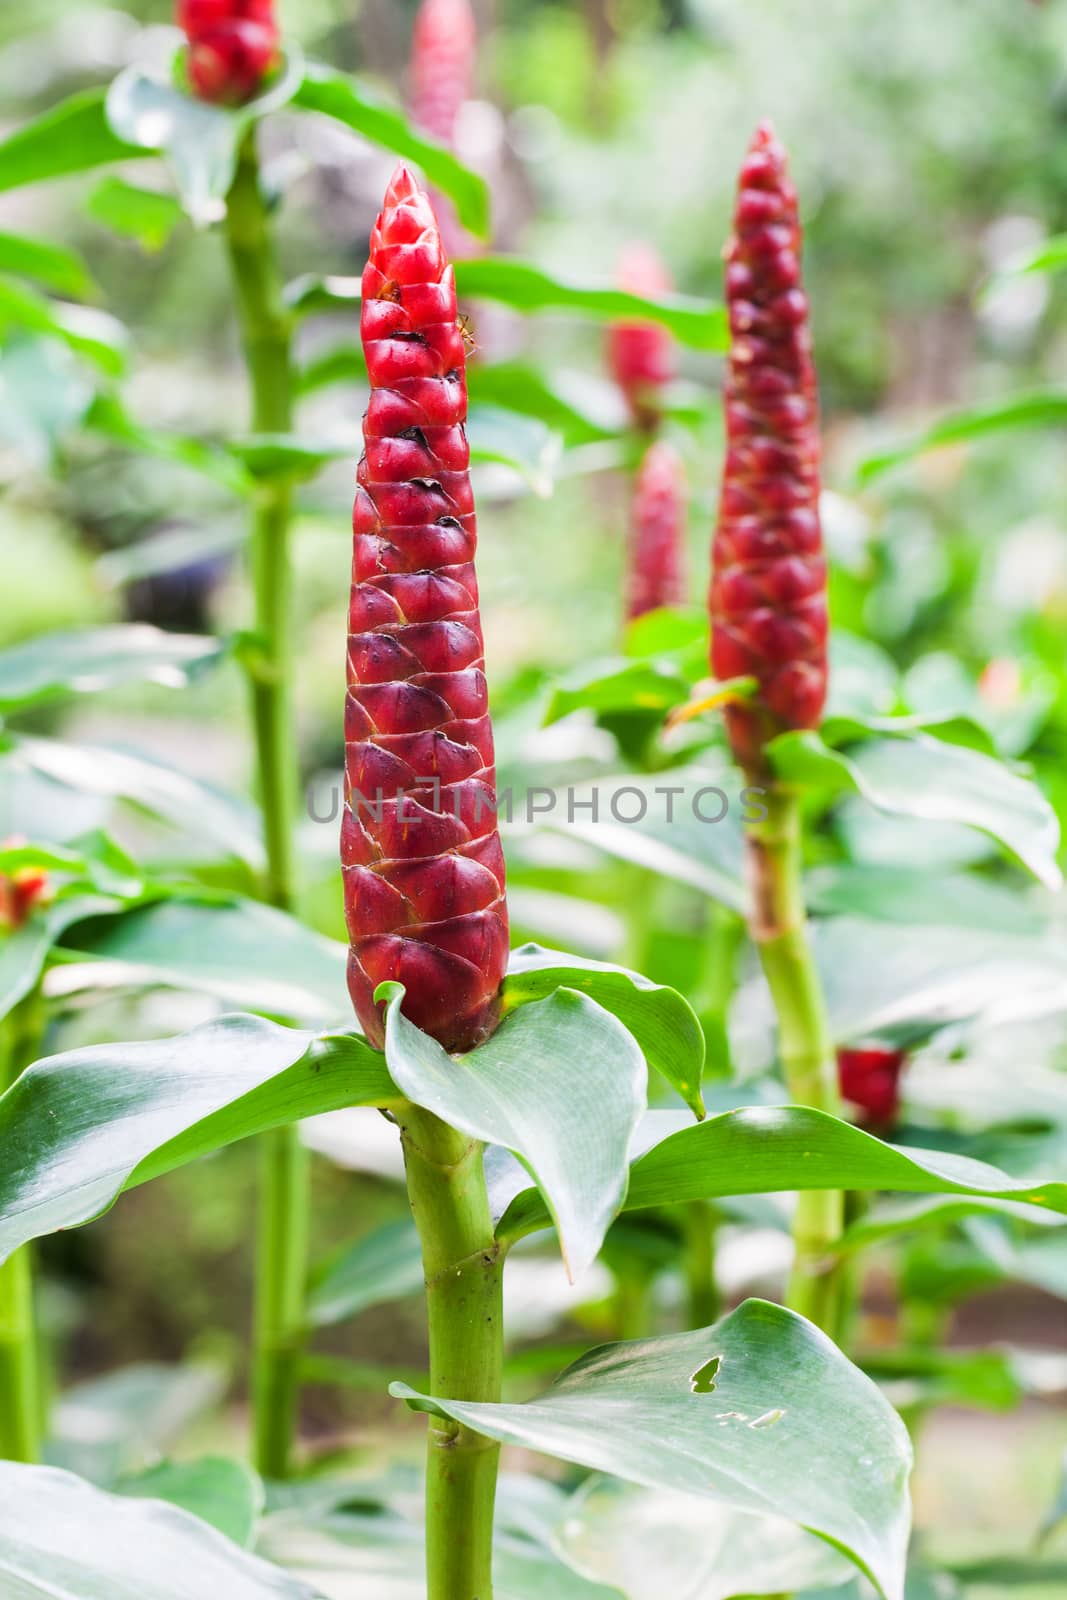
top-left (393, 1299), bottom-right (912, 1600)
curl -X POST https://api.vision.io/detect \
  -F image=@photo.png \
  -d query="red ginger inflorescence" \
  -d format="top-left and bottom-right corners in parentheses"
top-left (178, 0), bottom-right (279, 105)
top-left (626, 440), bottom-right (687, 621)
top-left (837, 1044), bottom-right (907, 1130)
top-left (342, 166), bottom-right (508, 1054)
top-left (409, 0), bottom-right (477, 149)
top-left (608, 244), bottom-right (677, 432)
top-left (710, 123), bottom-right (827, 772)
top-left (0, 838), bottom-right (50, 932)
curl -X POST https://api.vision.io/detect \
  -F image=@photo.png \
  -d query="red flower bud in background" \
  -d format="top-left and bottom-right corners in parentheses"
top-left (837, 1044), bottom-right (907, 1130)
top-left (0, 838), bottom-right (51, 933)
top-left (409, 0), bottom-right (477, 149)
top-left (608, 244), bottom-right (677, 432)
top-left (710, 123), bottom-right (828, 771)
top-left (178, 0), bottom-right (279, 105)
top-left (626, 440), bottom-right (687, 621)
top-left (342, 166), bottom-right (509, 1054)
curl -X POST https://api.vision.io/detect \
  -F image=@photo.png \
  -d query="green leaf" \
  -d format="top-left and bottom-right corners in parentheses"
top-left (769, 730), bottom-right (1062, 890)
top-left (60, 898), bottom-right (348, 1026)
top-left (985, 232), bottom-right (1067, 288)
top-left (945, 1556), bottom-right (1067, 1588)
top-left (96, 522), bottom-right (245, 588)
top-left (117, 1458), bottom-right (262, 1547)
top-left (555, 1476), bottom-right (854, 1600)
top-left (503, 944), bottom-right (705, 1119)
top-left (0, 88), bottom-right (142, 193)
top-left (468, 362), bottom-right (627, 444)
top-left (292, 62), bottom-right (490, 237)
top-left (0, 1462), bottom-right (317, 1599)
top-left (226, 431), bottom-right (352, 482)
top-left (393, 1299), bottom-right (912, 1600)
top-left (105, 49), bottom-right (304, 228)
top-left (544, 657), bottom-right (691, 725)
top-left (857, 391), bottom-right (1067, 483)
top-left (284, 262), bottom-right (726, 350)
top-left (380, 985), bottom-right (646, 1278)
top-left (8, 735), bottom-right (264, 868)
top-left (454, 259), bottom-right (727, 350)
top-left (307, 1217), bottom-right (424, 1328)
top-left (0, 625), bottom-right (224, 712)
top-left (467, 405), bottom-right (562, 496)
top-left (838, 1195), bottom-right (1065, 1256)
top-left (0, 336), bottom-right (96, 464)
top-left (805, 863), bottom-right (1046, 934)
top-left (498, 1104), bottom-right (1067, 1247)
top-left (86, 177), bottom-right (185, 253)
top-left (0, 230), bottom-right (94, 297)
top-left (85, 392), bottom-right (252, 495)
top-left (50, 1362), bottom-right (227, 1483)
top-left (0, 895), bottom-right (128, 1023)
top-left (0, 1015), bottom-right (395, 1261)
top-left (0, 276), bottom-right (126, 375)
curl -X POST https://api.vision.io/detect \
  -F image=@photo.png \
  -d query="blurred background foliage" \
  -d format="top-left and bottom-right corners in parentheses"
top-left (4, 0), bottom-right (1067, 1584)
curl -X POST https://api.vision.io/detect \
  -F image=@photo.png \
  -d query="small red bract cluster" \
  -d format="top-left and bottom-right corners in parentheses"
top-left (178, 0), bottom-right (279, 105)
top-left (608, 243), bottom-right (677, 432)
top-left (342, 167), bottom-right (509, 1055)
top-left (710, 121), bottom-right (828, 770)
top-left (0, 837), bottom-right (50, 932)
top-left (837, 1044), bottom-right (907, 1129)
top-left (627, 440), bottom-right (687, 621)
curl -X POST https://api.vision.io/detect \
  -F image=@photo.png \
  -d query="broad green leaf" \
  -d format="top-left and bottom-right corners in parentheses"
top-left (769, 730), bottom-right (1062, 890)
top-left (62, 898), bottom-right (348, 1025)
top-left (544, 768), bottom-right (749, 913)
top-left (498, 1104), bottom-right (1067, 1246)
top-left (0, 1462), bottom-right (316, 1599)
top-left (0, 894), bottom-right (131, 1023)
top-left (394, 1299), bottom-right (912, 1600)
top-left (858, 391), bottom-right (1067, 483)
top-left (503, 944), bottom-right (706, 1118)
top-left (554, 1475), bottom-right (853, 1600)
top-left (468, 362), bottom-right (627, 444)
top-left (0, 88), bottom-right (141, 192)
top-left (106, 48), bottom-right (304, 228)
top-left (307, 1217), bottom-right (423, 1328)
top-left (85, 392), bottom-right (251, 494)
top-left (0, 336), bottom-right (96, 463)
top-left (544, 657), bottom-right (691, 724)
top-left (117, 1458), bottom-right (262, 1547)
top-left (965, 1216), bottom-right (1067, 1301)
top-left (454, 259), bottom-right (726, 349)
top-left (805, 863), bottom-right (1047, 934)
top-left (380, 985), bottom-right (646, 1278)
top-left (839, 1195), bottom-right (1065, 1256)
top-left (0, 276), bottom-right (126, 375)
top-left (96, 522), bottom-right (245, 587)
top-left (49, 1362), bottom-right (226, 1483)
top-left (0, 1013), bottom-right (395, 1262)
top-left (945, 1556), bottom-right (1067, 1588)
top-left (0, 625), bottom-right (224, 712)
top-left (86, 177), bottom-right (185, 252)
top-left (825, 631), bottom-right (899, 720)
top-left (284, 263), bottom-right (726, 350)
top-left (0, 230), bottom-right (94, 297)
top-left (8, 734), bottom-right (264, 867)
top-left (985, 232), bottom-right (1067, 288)
top-left (292, 63), bottom-right (489, 237)
top-left (466, 405), bottom-right (562, 496)
top-left (227, 432), bottom-right (352, 482)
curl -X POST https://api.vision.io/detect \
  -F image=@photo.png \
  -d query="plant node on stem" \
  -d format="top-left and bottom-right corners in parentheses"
top-left (224, 123), bottom-right (307, 1479)
top-left (745, 785), bottom-right (843, 1333)
top-left (399, 1103), bottom-right (504, 1600)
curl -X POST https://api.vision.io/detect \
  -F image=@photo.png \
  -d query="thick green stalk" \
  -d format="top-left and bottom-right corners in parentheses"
top-left (399, 1104), bottom-right (503, 1600)
top-left (684, 1201), bottom-right (720, 1330)
top-left (745, 787), bottom-right (843, 1332)
top-left (224, 125), bottom-right (306, 1478)
top-left (0, 990), bottom-right (45, 1461)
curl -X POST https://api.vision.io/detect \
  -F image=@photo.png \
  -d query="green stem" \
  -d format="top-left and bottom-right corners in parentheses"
top-left (684, 1201), bottom-right (720, 1329)
top-left (0, 989), bottom-right (46, 1461)
top-left (399, 1104), bottom-right (503, 1600)
top-left (745, 786), bottom-right (843, 1333)
top-left (224, 125), bottom-right (306, 1478)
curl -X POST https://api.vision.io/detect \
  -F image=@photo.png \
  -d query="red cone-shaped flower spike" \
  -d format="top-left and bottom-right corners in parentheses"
top-left (838, 1044), bottom-right (907, 1130)
top-left (608, 244), bottom-right (677, 432)
top-left (178, 0), bottom-right (279, 104)
top-left (626, 440), bottom-right (687, 621)
top-left (710, 123), bottom-right (827, 771)
top-left (410, 0), bottom-right (477, 148)
top-left (343, 166), bottom-right (508, 1053)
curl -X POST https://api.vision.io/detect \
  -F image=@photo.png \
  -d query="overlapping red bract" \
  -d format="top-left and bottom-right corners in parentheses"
top-left (710, 123), bottom-right (827, 769)
top-left (608, 243), bottom-right (676, 431)
top-left (343, 166), bottom-right (508, 1053)
top-left (0, 836), bottom-right (50, 932)
top-left (178, 0), bottom-right (279, 105)
top-left (837, 1044), bottom-right (907, 1129)
top-left (626, 440), bottom-right (687, 621)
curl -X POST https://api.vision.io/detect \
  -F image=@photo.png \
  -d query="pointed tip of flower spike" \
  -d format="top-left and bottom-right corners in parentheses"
top-left (383, 164), bottom-right (422, 209)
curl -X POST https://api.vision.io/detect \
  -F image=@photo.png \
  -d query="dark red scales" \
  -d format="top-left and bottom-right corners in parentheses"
top-left (342, 167), bottom-right (508, 1053)
top-left (178, 0), bottom-right (279, 104)
top-left (710, 123), bottom-right (828, 770)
